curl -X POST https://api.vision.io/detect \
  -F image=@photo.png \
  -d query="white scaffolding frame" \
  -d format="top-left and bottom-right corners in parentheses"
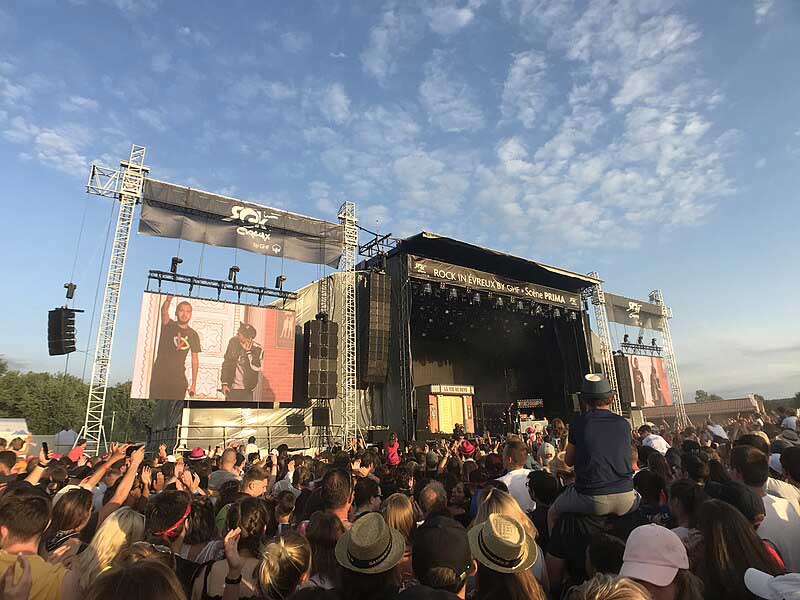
top-left (649, 289), bottom-right (689, 429)
top-left (587, 271), bottom-right (622, 414)
top-left (338, 202), bottom-right (359, 445)
top-left (81, 145), bottom-right (147, 455)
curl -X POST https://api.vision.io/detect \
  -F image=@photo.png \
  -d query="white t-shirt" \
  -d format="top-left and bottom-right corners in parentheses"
top-left (782, 416), bottom-right (798, 431)
top-left (497, 468), bottom-right (535, 512)
top-left (766, 477), bottom-right (800, 514)
top-left (759, 494), bottom-right (800, 572)
top-left (244, 443), bottom-right (259, 457)
top-left (642, 434), bottom-right (671, 455)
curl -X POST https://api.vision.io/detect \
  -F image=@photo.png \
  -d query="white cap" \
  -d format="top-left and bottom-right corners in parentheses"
top-left (769, 453), bottom-right (784, 475)
top-left (166, 455), bottom-right (177, 463)
top-left (53, 484), bottom-right (83, 506)
top-left (745, 568), bottom-right (800, 599)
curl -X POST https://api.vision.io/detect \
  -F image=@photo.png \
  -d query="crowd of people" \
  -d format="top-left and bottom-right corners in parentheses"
top-left (1, 375), bottom-right (800, 600)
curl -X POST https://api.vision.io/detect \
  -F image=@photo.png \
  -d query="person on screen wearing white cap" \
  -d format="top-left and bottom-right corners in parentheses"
top-left (619, 524), bottom-right (704, 600)
top-left (745, 568), bottom-right (800, 600)
top-left (150, 295), bottom-right (202, 400)
top-left (547, 374), bottom-right (638, 531)
top-left (221, 322), bottom-right (263, 401)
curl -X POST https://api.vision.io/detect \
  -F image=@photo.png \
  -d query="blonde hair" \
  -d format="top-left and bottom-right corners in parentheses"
top-left (75, 507), bottom-right (146, 591)
top-left (566, 574), bottom-right (651, 600)
top-left (471, 488), bottom-right (538, 542)
top-left (380, 493), bottom-right (415, 545)
top-left (257, 532), bottom-right (311, 600)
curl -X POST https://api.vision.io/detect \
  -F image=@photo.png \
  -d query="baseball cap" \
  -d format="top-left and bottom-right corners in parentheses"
top-left (745, 569), bottom-right (800, 599)
top-left (538, 442), bottom-right (556, 460)
top-left (238, 322), bottom-right (257, 339)
top-left (412, 515), bottom-right (473, 585)
top-left (619, 524), bottom-right (688, 587)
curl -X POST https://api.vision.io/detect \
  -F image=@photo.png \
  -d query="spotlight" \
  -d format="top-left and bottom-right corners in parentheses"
top-left (534, 304), bottom-right (544, 316)
top-left (515, 299), bottom-right (525, 311)
top-left (471, 292), bottom-right (481, 305)
top-left (228, 265), bottom-right (240, 284)
top-left (495, 297), bottom-right (504, 309)
top-left (624, 334), bottom-right (630, 343)
top-left (448, 288), bottom-right (458, 302)
top-left (170, 256), bottom-right (183, 274)
top-left (63, 282), bottom-right (77, 300)
top-left (569, 311), bottom-right (577, 322)
top-left (637, 335), bottom-right (644, 345)
top-left (651, 338), bottom-right (657, 347)
top-left (552, 308), bottom-right (561, 319)
top-left (423, 283), bottom-right (433, 296)
top-left (275, 274), bottom-right (286, 290)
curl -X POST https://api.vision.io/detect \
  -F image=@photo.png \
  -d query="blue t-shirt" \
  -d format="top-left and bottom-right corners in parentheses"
top-left (569, 409), bottom-right (634, 496)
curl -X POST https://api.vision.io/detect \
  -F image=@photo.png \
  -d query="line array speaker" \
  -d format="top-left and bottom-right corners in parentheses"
top-left (613, 354), bottom-right (634, 415)
top-left (359, 272), bottom-right (391, 385)
top-left (305, 319), bottom-right (338, 399)
top-left (311, 406), bottom-right (331, 426)
top-left (48, 308), bottom-right (77, 356)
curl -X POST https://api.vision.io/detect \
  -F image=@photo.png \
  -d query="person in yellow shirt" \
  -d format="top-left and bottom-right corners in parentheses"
top-left (0, 493), bottom-right (81, 600)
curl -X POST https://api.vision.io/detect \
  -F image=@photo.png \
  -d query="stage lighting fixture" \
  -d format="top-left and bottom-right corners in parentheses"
top-left (515, 300), bottom-right (524, 311)
top-left (637, 335), bottom-right (644, 345)
top-left (495, 297), bottom-right (504, 309)
top-left (552, 308), bottom-right (561, 319)
top-left (624, 334), bottom-right (630, 343)
top-left (228, 265), bottom-right (240, 284)
top-left (471, 292), bottom-right (481, 305)
top-left (423, 283), bottom-right (433, 296)
top-left (449, 288), bottom-right (458, 302)
top-left (63, 282), bottom-right (77, 300)
top-left (170, 256), bottom-right (183, 274)
top-left (534, 304), bottom-right (544, 316)
top-left (275, 274), bottom-right (286, 290)
top-left (569, 311), bottom-right (577, 322)
top-left (651, 338), bottom-right (657, 347)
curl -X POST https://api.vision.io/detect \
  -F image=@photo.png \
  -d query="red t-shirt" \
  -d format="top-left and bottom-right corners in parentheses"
top-left (66, 445), bottom-right (84, 463)
top-left (384, 441), bottom-right (400, 466)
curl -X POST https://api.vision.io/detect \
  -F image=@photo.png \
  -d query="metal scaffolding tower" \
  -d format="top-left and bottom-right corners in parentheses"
top-left (649, 289), bottom-right (689, 429)
top-left (338, 201), bottom-right (359, 445)
top-left (81, 145), bottom-right (147, 455)
top-left (587, 271), bottom-right (622, 414)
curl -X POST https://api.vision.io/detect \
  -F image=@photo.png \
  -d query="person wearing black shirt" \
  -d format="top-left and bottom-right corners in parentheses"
top-left (149, 295), bottom-right (201, 400)
top-left (548, 374), bottom-right (638, 531)
top-left (220, 323), bottom-right (263, 401)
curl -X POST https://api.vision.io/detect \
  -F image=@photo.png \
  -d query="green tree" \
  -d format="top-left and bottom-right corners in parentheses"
top-left (695, 389), bottom-right (723, 403)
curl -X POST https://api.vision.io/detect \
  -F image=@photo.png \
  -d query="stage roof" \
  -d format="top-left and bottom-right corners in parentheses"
top-left (390, 231), bottom-right (600, 293)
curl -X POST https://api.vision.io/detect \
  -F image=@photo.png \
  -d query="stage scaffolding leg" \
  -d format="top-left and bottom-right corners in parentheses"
top-left (650, 289), bottom-right (689, 430)
top-left (338, 202), bottom-right (359, 446)
top-left (81, 145), bottom-right (146, 455)
top-left (586, 272), bottom-right (621, 414)
top-left (398, 265), bottom-right (414, 440)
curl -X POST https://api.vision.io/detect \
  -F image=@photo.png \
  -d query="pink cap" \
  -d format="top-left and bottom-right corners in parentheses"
top-left (619, 525), bottom-right (688, 587)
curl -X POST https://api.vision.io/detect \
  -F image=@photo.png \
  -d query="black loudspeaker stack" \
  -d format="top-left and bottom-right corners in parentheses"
top-left (311, 406), bottom-right (331, 426)
top-left (613, 354), bottom-right (634, 415)
top-left (305, 319), bottom-right (339, 399)
top-left (48, 308), bottom-right (78, 356)
top-left (359, 272), bottom-right (391, 385)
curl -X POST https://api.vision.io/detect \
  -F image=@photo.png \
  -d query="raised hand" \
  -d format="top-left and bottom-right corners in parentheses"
top-left (223, 527), bottom-right (244, 574)
top-left (140, 466), bottom-right (152, 489)
top-left (130, 446), bottom-right (145, 468)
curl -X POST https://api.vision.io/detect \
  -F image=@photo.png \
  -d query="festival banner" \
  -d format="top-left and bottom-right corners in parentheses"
top-left (604, 292), bottom-right (664, 331)
top-left (407, 255), bottom-right (581, 309)
top-left (139, 179), bottom-right (344, 267)
top-left (131, 292), bottom-right (296, 404)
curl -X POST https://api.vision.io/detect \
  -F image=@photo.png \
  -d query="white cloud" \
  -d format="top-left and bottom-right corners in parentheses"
top-left (136, 107), bottom-right (167, 132)
top-left (755, 157), bottom-right (767, 169)
top-left (755, 0), bottom-right (775, 24)
top-left (151, 51), bottom-right (171, 73)
top-left (177, 26), bottom-right (211, 47)
top-left (309, 180), bottom-right (338, 213)
top-left (265, 81), bottom-right (296, 101)
top-left (330, 52), bottom-right (348, 59)
top-left (360, 8), bottom-right (420, 82)
top-left (501, 50), bottom-right (549, 128)
top-left (3, 116), bottom-right (89, 174)
top-left (280, 30), bottom-right (311, 53)
top-left (424, 1), bottom-right (480, 35)
top-left (419, 51), bottom-right (485, 132)
top-left (60, 95), bottom-right (99, 112)
top-left (319, 83), bottom-right (351, 125)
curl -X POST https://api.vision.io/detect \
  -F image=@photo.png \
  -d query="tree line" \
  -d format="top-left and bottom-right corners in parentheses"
top-left (0, 357), bottom-right (155, 441)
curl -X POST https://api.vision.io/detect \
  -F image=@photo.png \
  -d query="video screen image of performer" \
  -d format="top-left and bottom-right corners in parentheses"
top-left (149, 295), bottom-right (201, 400)
top-left (221, 322), bottom-right (263, 401)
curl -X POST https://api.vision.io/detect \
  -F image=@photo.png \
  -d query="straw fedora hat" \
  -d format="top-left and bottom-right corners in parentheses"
top-left (335, 512), bottom-right (405, 574)
top-left (468, 513), bottom-right (538, 574)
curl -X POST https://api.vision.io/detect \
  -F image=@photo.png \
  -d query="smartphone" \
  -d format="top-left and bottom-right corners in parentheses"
top-left (42, 442), bottom-right (50, 460)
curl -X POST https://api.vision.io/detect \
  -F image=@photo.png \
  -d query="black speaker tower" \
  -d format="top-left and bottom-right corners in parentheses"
top-left (304, 318), bottom-right (339, 399)
top-left (358, 271), bottom-right (391, 385)
top-left (48, 307), bottom-right (79, 356)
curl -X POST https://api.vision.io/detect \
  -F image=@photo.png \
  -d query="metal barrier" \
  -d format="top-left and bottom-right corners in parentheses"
top-left (149, 423), bottom-right (344, 453)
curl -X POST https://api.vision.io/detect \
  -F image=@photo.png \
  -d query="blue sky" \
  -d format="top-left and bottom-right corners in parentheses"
top-left (1, 0), bottom-right (798, 402)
